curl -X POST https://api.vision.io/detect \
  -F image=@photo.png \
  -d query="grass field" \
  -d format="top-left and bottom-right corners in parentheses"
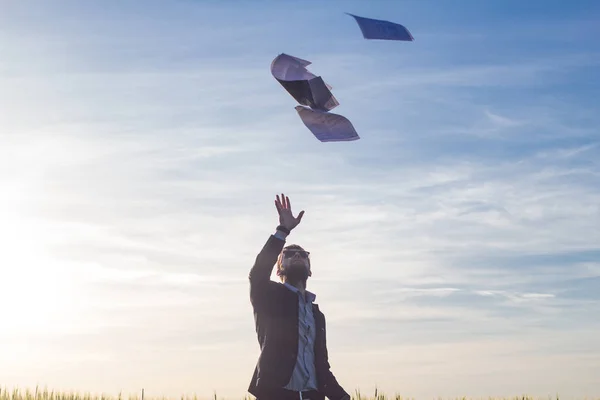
top-left (2, 387), bottom-right (598, 400)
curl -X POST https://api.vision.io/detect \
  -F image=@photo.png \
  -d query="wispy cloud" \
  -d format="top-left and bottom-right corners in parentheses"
top-left (1, 0), bottom-right (599, 399)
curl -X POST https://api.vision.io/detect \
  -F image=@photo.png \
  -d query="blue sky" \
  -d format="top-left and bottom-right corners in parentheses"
top-left (1, 0), bottom-right (599, 399)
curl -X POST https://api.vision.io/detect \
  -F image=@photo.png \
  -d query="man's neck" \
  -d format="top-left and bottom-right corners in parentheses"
top-left (284, 279), bottom-right (306, 294)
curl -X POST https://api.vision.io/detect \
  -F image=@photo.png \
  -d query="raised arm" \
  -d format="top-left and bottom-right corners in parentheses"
top-left (248, 234), bottom-right (285, 309)
top-left (248, 193), bottom-right (305, 309)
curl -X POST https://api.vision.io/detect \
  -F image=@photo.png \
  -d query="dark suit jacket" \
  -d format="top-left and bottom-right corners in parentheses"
top-left (247, 235), bottom-right (349, 400)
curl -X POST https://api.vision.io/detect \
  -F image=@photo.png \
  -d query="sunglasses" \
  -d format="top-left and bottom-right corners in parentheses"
top-left (282, 249), bottom-right (310, 259)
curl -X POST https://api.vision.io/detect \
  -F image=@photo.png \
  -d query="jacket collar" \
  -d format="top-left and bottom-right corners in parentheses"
top-left (282, 282), bottom-right (317, 303)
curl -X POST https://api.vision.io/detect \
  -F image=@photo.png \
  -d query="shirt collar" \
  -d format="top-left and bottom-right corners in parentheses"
top-left (283, 282), bottom-right (317, 303)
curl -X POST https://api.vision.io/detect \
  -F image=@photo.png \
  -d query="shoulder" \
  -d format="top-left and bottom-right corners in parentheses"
top-left (269, 280), bottom-right (286, 290)
top-left (266, 280), bottom-right (296, 297)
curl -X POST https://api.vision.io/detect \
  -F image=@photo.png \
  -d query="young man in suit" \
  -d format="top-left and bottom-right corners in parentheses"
top-left (247, 193), bottom-right (351, 400)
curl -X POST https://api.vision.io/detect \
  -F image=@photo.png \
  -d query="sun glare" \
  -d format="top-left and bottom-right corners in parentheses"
top-left (0, 198), bottom-right (73, 337)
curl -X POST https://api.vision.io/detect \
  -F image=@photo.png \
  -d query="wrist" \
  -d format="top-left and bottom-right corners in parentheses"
top-left (276, 224), bottom-right (291, 235)
top-left (274, 227), bottom-right (289, 241)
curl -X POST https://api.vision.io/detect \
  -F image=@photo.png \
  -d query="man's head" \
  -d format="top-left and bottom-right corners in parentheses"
top-left (276, 244), bottom-right (312, 286)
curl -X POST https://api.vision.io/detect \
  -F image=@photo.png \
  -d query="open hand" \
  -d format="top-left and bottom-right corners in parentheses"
top-left (275, 193), bottom-right (305, 231)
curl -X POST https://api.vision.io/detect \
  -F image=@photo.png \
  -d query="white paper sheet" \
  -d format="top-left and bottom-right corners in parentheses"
top-left (271, 53), bottom-right (338, 111)
top-left (271, 53), bottom-right (333, 90)
top-left (295, 105), bottom-right (360, 142)
top-left (347, 13), bottom-right (414, 41)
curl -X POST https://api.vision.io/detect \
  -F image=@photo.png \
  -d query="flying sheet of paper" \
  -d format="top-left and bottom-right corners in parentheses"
top-left (270, 53), bottom-right (333, 90)
top-left (271, 53), bottom-right (338, 111)
top-left (277, 77), bottom-right (340, 112)
top-left (295, 105), bottom-right (360, 142)
top-left (347, 13), bottom-right (414, 41)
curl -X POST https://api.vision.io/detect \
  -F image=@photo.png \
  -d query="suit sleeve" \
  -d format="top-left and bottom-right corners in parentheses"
top-left (248, 234), bottom-right (286, 310)
top-left (321, 319), bottom-right (350, 400)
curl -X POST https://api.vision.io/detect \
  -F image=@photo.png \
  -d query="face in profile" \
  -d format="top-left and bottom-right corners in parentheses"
top-left (278, 246), bottom-right (312, 283)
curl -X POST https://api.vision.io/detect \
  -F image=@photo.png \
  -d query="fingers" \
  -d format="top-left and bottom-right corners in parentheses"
top-left (276, 193), bottom-right (289, 209)
top-left (282, 193), bottom-right (288, 209)
top-left (276, 194), bottom-right (287, 208)
top-left (275, 193), bottom-right (298, 212)
top-left (274, 195), bottom-right (282, 212)
top-left (275, 194), bottom-right (304, 225)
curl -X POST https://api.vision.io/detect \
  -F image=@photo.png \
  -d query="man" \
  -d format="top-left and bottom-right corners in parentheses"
top-left (247, 193), bottom-right (351, 400)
